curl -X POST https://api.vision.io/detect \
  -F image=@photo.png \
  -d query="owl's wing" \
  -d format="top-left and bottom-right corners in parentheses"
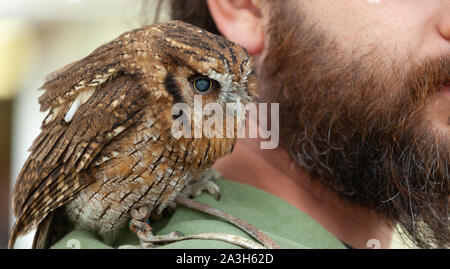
top-left (9, 48), bottom-right (154, 247)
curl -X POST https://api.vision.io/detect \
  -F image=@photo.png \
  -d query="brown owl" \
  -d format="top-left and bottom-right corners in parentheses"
top-left (9, 21), bottom-right (257, 249)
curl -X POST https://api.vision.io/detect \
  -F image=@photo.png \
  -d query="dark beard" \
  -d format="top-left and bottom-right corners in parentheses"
top-left (260, 2), bottom-right (450, 248)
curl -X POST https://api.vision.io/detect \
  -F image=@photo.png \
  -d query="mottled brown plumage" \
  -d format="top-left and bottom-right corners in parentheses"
top-left (9, 21), bottom-right (256, 249)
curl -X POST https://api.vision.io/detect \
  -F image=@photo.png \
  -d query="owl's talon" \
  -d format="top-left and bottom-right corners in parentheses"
top-left (181, 168), bottom-right (222, 200)
top-left (128, 209), bottom-right (187, 247)
top-left (174, 230), bottom-right (185, 237)
top-left (206, 180), bottom-right (221, 201)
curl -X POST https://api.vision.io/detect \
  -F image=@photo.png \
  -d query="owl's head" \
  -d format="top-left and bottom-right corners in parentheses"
top-left (149, 21), bottom-right (257, 114)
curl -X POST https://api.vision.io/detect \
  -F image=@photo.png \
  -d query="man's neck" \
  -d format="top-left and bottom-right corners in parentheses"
top-left (213, 138), bottom-right (394, 249)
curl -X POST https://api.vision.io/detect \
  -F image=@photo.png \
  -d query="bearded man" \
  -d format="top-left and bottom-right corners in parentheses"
top-left (51, 0), bottom-right (449, 249)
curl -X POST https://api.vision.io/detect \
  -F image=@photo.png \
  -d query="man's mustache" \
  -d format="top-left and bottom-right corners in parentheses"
top-left (407, 56), bottom-right (450, 97)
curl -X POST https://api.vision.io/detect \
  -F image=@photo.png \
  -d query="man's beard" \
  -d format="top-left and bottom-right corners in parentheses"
top-left (260, 2), bottom-right (449, 248)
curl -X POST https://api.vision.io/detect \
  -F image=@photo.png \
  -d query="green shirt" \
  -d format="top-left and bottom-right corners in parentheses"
top-left (51, 177), bottom-right (346, 249)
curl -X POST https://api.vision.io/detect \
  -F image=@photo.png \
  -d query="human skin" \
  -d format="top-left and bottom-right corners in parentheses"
top-left (208, 0), bottom-right (450, 248)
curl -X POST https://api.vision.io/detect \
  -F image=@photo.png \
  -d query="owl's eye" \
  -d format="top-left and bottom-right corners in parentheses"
top-left (189, 76), bottom-right (217, 94)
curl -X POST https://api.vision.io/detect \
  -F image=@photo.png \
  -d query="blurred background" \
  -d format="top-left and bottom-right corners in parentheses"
top-left (0, 0), bottom-right (168, 249)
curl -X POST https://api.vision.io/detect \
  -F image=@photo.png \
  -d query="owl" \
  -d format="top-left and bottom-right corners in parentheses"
top-left (9, 21), bottom-right (257, 249)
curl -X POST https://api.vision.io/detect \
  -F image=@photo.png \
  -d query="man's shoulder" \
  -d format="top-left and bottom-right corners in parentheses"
top-left (51, 178), bottom-right (346, 249)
